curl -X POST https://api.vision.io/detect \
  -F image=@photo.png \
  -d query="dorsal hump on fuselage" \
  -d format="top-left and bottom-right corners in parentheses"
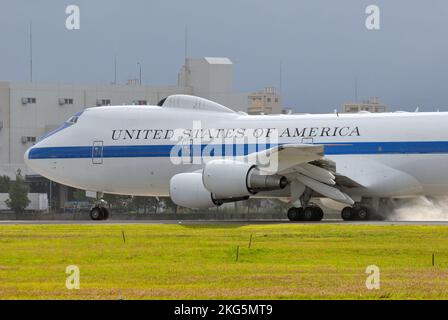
top-left (157, 94), bottom-right (235, 113)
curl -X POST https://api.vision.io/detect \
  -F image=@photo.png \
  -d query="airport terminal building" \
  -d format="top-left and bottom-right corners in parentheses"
top-left (0, 57), bottom-right (266, 209)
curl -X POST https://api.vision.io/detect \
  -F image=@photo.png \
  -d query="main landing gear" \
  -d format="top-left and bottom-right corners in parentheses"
top-left (287, 206), bottom-right (324, 221)
top-left (90, 199), bottom-right (110, 221)
top-left (340, 206), bottom-right (370, 221)
top-left (287, 187), bottom-right (324, 221)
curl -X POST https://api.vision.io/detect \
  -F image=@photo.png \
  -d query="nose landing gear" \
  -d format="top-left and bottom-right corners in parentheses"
top-left (90, 199), bottom-right (110, 221)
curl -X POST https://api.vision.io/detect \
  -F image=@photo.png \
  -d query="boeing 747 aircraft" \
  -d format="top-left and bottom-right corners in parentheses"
top-left (24, 95), bottom-right (448, 221)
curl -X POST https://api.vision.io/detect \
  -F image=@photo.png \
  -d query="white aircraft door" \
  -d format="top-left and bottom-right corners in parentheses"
top-left (92, 140), bottom-right (104, 164)
top-left (181, 139), bottom-right (193, 164)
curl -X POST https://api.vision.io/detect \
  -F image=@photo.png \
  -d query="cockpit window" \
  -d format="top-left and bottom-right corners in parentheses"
top-left (66, 116), bottom-right (79, 124)
top-left (38, 110), bottom-right (85, 141)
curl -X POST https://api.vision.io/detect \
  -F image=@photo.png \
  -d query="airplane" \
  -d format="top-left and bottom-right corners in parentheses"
top-left (24, 94), bottom-right (448, 221)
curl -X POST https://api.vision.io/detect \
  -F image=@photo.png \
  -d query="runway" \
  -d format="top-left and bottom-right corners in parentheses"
top-left (1, 219), bottom-right (448, 226)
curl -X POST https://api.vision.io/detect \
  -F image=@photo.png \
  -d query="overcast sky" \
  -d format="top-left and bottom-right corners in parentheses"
top-left (1, 0), bottom-right (447, 112)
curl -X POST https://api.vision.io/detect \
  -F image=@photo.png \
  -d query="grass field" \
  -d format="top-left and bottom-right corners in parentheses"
top-left (0, 223), bottom-right (448, 299)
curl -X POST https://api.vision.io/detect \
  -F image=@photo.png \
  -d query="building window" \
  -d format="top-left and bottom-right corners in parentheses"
top-left (96, 99), bottom-right (111, 106)
top-left (133, 100), bottom-right (147, 105)
top-left (21, 97), bottom-right (36, 105)
top-left (267, 98), bottom-right (271, 103)
top-left (21, 136), bottom-right (36, 144)
top-left (59, 98), bottom-right (74, 106)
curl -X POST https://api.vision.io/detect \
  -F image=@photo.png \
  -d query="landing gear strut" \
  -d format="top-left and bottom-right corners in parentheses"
top-left (90, 198), bottom-right (109, 221)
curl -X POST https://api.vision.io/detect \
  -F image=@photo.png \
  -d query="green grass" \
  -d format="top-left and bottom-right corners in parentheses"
top-left (0, 223), bottom-right (448, 299)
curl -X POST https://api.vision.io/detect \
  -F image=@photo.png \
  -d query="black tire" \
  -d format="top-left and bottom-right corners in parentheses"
top-left (312, 206), bottom-right (324, 221)
top-left (90, 207), bottom-right (102, 221)
top-left (100, 207), bottom-right (109, 220)
top-left (341, 207), bottom-right (353, 221)
top-left (287, 207), bottom-right (296, 221)
top-left (287, 207), bottom-right (303, 221)
top-left (303, 207), bottom-right (315, 221)
top-left (295, 207), bottom-right (304, 221)
top-left (355, 206), bottom-right (370, 221)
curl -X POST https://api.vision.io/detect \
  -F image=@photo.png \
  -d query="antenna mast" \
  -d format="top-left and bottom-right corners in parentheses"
top-left (29, 21), bottom-right (33, 82)
top-left (114, 55), bottom-right (117, 84)
top-left (279, 60), bottom-right (283, 105)
top-left (184, 25), bottom-right (188, 87)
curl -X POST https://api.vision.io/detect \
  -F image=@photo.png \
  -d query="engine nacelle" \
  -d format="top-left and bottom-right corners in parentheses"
top-left (169, 173), bottom-right (218, 209)
top-left (202, 160), bottom-right (288, 199)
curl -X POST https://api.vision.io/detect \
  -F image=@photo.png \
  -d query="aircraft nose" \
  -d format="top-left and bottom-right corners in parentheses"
top-left (24, 144), bottom-right (43, 174)
top-left (24, 146), bottom-right (30, 161)
top-left (24, 146), bottom-right (34, 169)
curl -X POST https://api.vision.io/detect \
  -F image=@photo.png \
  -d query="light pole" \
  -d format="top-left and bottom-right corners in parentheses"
top-left (49, 179), bottom-right (52, 213)
top-left (137, 62), bottom-right (142, 85)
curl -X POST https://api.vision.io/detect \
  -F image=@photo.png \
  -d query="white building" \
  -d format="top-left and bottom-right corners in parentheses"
top-left (177, 57), bottom-right (248, 111)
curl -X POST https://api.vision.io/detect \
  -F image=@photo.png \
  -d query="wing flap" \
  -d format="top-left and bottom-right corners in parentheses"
top-left (245, 144), bottom-right (325, 174)
top-left (296, 173), bottom-right (354, 205)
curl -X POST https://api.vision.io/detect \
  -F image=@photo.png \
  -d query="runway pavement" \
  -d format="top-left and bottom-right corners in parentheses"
top-left (1, 219), bottom-right (448, 225)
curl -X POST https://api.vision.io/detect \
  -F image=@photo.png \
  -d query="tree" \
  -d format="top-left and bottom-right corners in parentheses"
top-left (131, 196), bottom-right (159, 214)
top-left (162, 197), bottom-right (178, 214)
top-left (103, 193), bottom-right (129, 211)
top-left (0, 175), bottom-right (11, 193)
top-left (5, 170), bottom-right (30, 213)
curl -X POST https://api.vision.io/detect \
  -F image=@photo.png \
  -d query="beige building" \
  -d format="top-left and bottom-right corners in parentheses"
top-left (247, 87), bottom-right (281, 115)
top-left (343, 97), bottom-right (388, 113)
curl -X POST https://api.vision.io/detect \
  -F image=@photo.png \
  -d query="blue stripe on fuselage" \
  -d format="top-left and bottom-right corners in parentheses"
top-left (27, 141), bottom-right (448, 160)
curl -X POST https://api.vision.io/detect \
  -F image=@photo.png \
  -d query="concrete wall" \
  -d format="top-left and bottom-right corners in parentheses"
top-left (0, 83), bottom-right (10, 169)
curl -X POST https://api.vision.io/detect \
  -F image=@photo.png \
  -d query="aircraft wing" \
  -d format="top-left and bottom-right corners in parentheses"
top-left (244, 143), bottom-right (325, 174)
top-left (243, 144), bottom-right (362, 205)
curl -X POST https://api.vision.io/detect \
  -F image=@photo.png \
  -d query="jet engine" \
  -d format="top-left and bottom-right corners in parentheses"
top-left (169, 160), bottom-right (289, 209)
top-left (202, 159), bottom-right (288, 198)
top-left (169, 173), bottom-right (218, 209)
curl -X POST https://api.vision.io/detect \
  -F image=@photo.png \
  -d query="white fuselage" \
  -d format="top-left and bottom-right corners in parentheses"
top-left (24, 105), bottom-right (448, 201)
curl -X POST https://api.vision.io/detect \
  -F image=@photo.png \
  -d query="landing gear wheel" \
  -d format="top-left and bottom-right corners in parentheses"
top-left (100, 207), bottom-right (109, 220)
top-left (90, 207), bottom-right (102, 221)
top-left (303, 207), bottom-right (315, 221)
top-left (287, 207), bottom-right (296, 221)
top-left (302, 206), bottom-right (324, 221)
top-left (341, 207), bottom-right (353, 221)
top-left (341, 206), bottom-right (371, 221)
top-left (354, 206), bottom-right (370, 221)
top-left (287, 207), bottom-right (304, 221)
top-left (311, 206), bottom-right (324, 221)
